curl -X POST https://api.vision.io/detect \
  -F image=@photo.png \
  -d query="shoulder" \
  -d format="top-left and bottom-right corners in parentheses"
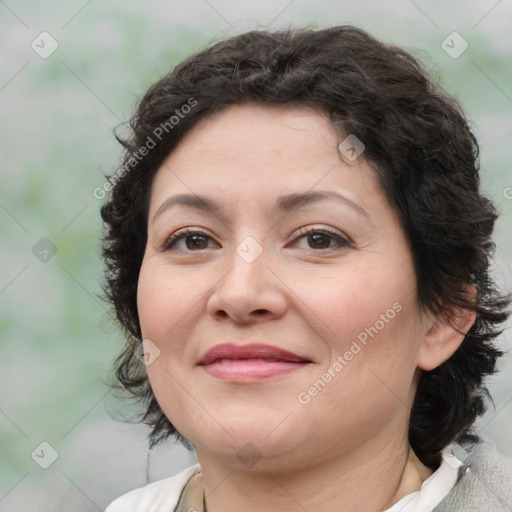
top-left (434, 435), bottom-right (512, 512)
top-left (104, 463), bottom-right (201, 512)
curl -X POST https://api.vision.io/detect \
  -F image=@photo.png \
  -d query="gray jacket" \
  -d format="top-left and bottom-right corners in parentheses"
top-left (434, 436), bottom-right (512, 511)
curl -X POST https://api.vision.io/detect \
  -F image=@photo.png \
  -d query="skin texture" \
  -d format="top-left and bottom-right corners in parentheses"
top-left (136, 103), bottom-right (475, 512)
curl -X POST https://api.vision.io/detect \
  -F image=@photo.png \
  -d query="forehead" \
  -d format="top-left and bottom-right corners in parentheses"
top-left (151, 103), bottom-right (379, 195)
top-left (175, 102), bottom-right (339, 164)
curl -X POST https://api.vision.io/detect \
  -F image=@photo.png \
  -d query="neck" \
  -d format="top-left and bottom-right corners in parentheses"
top-left (196, 433), bottom-right (433, 512)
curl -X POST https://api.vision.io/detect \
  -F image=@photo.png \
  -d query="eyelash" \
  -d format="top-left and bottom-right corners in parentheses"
top-left (160, 226), bottom-right (352, 252)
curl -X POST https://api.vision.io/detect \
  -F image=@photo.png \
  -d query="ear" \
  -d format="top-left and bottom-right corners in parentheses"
top-left (417, 286), bottom-right (477, 371)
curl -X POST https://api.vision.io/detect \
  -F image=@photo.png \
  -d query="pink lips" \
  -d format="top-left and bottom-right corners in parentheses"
top-left (197, 343), bottom-right (312, 381)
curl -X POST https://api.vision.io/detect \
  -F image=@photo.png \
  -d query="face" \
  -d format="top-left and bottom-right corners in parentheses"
top-left (137, 103), bottom-right (431, 471)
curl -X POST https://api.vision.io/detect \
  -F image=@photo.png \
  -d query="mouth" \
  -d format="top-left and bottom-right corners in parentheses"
top-left (197, 343), bottom-right (313, 381)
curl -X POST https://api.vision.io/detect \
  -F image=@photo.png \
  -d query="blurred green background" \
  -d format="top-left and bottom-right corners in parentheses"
top-left (1, 0), bottom-right (511, 510)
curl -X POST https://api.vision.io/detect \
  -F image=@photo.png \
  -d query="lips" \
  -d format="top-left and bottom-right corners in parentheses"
top-left (197, 343), bottom-right (313, 381)
top-left (197, 343), bottom-right (311, 366)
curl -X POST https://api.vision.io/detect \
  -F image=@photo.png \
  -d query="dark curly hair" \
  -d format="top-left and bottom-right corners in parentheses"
top-left (100, 24), bottom-right (510, 469)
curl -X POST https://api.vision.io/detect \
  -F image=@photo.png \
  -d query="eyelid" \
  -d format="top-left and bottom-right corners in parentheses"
top-left (289, 225), bottom-right (353, 249)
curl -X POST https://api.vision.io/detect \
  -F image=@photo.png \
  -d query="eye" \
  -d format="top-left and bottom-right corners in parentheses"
top-left (160, 226), bottom-right (352, 252)
top-left (160, 228), bottom-right (219, 252)
top-left (288, 226), bottom-right (352, 251)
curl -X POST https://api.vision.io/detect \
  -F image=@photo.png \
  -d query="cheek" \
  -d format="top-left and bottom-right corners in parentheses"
top-left (298, 262), bottom-right (412, 342)
top-left (137, 263), bottom-right (169, 340)
top-left (299, 269), bottom-right (420, 438)
top-left (136, 259), bottom-right (202, 343)
top-left (296, 259), bottom-right (421, 396)
top-left (136, 261), bottom-right (201, 425)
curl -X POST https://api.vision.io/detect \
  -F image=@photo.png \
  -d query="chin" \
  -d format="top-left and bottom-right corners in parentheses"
top-left (196, 420), bottom-right (303, 458)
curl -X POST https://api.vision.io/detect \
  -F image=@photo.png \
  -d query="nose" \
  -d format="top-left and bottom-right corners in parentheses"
top-left (205, 238), bottom-right (287, 324)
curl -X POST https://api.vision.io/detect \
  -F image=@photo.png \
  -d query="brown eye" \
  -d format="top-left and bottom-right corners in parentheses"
top-left (161, 229), bottom-right (218, 252)
top-left (184, 234), bottom-right (209, 250)
top-left (307, 232), bottom-right (333, 249)
top-left (290, 227), bottom-right (352, 251)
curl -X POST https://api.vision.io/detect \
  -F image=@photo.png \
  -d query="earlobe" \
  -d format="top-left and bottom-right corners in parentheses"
top-left (417, 288), bottom-right (477, 371)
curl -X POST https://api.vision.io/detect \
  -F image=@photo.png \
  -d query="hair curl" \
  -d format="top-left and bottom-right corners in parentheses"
top-left (100, 25), bottom-right (510, 468)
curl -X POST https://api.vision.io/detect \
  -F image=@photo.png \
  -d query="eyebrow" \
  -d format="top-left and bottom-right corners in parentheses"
top-left (152, 190), bottom-right (370, 224)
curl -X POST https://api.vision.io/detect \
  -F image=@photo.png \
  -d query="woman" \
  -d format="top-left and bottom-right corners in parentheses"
top-left (102, 25), bottom-right (512, 511)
